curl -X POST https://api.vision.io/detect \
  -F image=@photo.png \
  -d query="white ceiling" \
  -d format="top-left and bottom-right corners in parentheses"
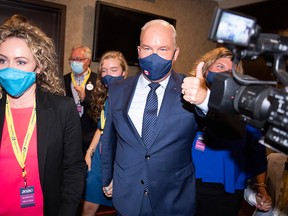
top-left (213, 0), bottom-right (268, 8)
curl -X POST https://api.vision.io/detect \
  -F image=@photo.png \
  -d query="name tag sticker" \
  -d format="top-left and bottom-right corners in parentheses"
top-left (20, 186), bottom-right (35, 208)
top-left (77, 104), bottom-right (83, 112)
top-left (195, 133), bottom-right (206, 152)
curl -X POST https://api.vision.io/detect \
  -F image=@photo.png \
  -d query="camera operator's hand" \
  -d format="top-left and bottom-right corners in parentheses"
top-left (182, 62), bottom-right (208, 105)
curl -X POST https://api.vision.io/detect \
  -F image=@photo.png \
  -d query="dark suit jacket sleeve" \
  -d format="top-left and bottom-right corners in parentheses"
top-left (57, 98), bottom-right (86, 215)
top-left (63, 73), bottom-right (73, 97)
top-left (245, 125), bottom-right (267, 177)
top-left (101, 93), bottom-right (117, 186)
top-left (36, 91), bottom-right (86, 216)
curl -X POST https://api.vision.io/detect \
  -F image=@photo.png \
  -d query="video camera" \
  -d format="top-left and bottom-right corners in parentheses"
top-left (207, 8), bottom-right (288, 154)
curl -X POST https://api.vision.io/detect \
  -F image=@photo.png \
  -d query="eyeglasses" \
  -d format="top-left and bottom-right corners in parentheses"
top-left (68, 58), bottom-right (87, 62)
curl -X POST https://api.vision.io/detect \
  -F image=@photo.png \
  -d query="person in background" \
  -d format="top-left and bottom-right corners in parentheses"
top-left (189, 47), bottom-right (271, 216)
top-left (81, 51), bottom-right (128, 216)
top-left (64, 45), bottom-right (98, 154)
top-left (0, 15), bottom-right (86, 216)
top-left (101, 19), bottom-right (209, 216)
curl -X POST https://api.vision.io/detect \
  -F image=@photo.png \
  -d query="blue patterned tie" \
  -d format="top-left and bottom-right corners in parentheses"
top-left (142, 82), bottom-right (160, 194)
top-left (142, 82), bottom-right (160, 149)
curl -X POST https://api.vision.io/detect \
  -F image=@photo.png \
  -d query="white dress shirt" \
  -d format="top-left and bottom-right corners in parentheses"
top-left (128, 74), bottom-right (169, 136)
top-left (128, 73), bottom-right (209, 137)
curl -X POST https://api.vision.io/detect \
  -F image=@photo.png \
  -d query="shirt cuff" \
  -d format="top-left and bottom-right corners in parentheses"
top-left (196, 89), bottom-right (210, 115)
top-left (244, 188), bottom-right (257, 206)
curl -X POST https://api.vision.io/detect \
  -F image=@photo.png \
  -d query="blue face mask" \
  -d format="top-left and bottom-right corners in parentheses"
top-left (139, 53), bottom-right (172, 81)
top-left (0, 67), bottom-right (36, 97)
top-left (102, 75), bottom-right (124, 87)
top-left (70, 61), bottom-right (84, 74)
top-left (206, 71), bottom-right (218, 86)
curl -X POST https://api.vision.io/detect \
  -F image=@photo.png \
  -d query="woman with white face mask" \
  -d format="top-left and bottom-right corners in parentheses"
top-left (0, 15), bottom-right (86, 216)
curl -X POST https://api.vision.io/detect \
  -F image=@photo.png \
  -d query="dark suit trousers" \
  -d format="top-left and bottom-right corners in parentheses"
top-left (196, 179), bottom-right (244, 216)
top-left (117, 193), bottom-right (154, 216)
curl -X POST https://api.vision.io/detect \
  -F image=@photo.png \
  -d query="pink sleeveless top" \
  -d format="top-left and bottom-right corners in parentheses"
top-left (0, 107), bottom-right (43, 215)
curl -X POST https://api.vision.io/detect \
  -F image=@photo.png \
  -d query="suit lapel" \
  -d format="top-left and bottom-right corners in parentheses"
top-left (35, 89), bottom-right (51, 186)
top-left (119, 73), bottom-right (183, 151)
top-left (64, 75), bottom-right (73, 97)
top-left (122, 75), bottom-right (143, 144)
top-left (0, 94), bottom-right (6, 146)
top-left (147, 72), bottom-right (182, 151)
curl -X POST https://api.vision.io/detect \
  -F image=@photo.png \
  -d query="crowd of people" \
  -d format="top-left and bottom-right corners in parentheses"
top-left (0, 13), bottom-right (286, 216)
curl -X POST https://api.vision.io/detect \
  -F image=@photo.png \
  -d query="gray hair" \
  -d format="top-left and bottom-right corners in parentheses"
top-left (71, 44), bottom-right (92, 59)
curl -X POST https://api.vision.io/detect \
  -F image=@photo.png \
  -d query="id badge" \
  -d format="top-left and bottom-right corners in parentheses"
top-left (20, 186), bottom-right (35, 208)
top-left (77, 104), bottom-right (84, 117)
top-left (195, 132), bottom-right (206, 152)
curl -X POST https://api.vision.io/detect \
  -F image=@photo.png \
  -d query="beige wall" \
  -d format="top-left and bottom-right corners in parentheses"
top-left (45, 0), bottom-right (218, 76)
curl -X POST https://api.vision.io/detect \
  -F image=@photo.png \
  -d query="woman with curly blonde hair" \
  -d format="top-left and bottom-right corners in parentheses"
top-left (0, 15), bottom-right (86, 216)
top-left (82, 51), bottom-right (128, 216)
top-left (0, 15), bottom-right (65, 97)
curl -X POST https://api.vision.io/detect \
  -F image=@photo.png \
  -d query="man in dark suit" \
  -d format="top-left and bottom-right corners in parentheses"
top-left (64, 45), bottom-right (97, 154)
top-left (101, 19), bottom-right (209, 216)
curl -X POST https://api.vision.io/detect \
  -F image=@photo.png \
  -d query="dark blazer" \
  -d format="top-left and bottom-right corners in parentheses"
top-left (101, 71), bottom-right (199, 216)
top-left (0, 88), bottom-right (86, 216)
top-left (64, 71), bottom-right (98, 153)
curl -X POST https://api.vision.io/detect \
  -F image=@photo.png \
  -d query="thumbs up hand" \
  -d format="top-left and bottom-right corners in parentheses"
top-left (181, 62), bottom-right (208, 105)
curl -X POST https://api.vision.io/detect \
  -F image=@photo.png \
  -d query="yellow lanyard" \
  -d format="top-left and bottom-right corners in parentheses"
top-left (5, 98), bottom-right (36, 187)
top-left (71, 68), bottom-right (91, 88)
top-left (100, 109), bottom-right (106, 134)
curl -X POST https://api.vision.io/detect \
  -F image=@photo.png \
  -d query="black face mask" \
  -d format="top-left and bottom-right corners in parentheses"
top-left (206, 71), bottom-right (218, 86)
top-left (101, 75), bottom-right (124, 87)
top-left (139, 53), bottom-right (173, 81)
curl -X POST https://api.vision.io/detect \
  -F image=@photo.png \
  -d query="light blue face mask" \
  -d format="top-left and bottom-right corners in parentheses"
top-left (0, 67), bottom-right (36, 97)
top-left (70, 61), bottom-right (84, 74)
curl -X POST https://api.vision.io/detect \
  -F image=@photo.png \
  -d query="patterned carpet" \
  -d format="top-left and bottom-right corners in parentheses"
top-left (78, 200), bottom-right (255, 216)
top-left (95, 206), bottom-right (116, 216)
top-left (77, 204), bottom-right (116, 216)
